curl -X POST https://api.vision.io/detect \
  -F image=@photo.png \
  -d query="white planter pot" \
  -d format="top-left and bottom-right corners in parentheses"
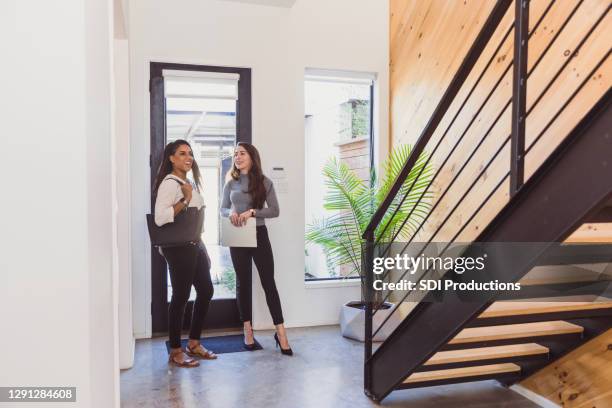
top-left (339, 301), bottom-right (402, 342)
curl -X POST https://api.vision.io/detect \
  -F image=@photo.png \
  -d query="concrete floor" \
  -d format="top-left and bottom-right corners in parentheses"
top-left (120, 325), bottom-right (539, 408)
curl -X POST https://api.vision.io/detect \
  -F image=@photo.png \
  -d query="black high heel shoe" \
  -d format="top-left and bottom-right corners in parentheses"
top-left (243, 328), bottom-right (257, 351)
top-left (274, 332), bottom-right (293, 356)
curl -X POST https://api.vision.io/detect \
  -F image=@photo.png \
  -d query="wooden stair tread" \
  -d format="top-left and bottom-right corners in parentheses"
top-left (480, 301), bottom-right (612, 319)
top-left (424, 343), bottom-right (548, 366)
top-left (565, 222), bottom-right (612, 243)
top-left (519, 274), bottom-right (606, 286)
top-left (450, 321), bottom-right (583, 345)
top-left (404, 363), bottom-right (520, 384)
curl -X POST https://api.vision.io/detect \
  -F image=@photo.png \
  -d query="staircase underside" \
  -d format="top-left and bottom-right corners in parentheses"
top-left (366, 91), bottom-right (612, 401)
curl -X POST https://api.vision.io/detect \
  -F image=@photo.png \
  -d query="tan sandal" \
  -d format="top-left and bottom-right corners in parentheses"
top-left (186, 343), bottom-right (218, 360)
top-left (168, 350), bottom-right (200, 368)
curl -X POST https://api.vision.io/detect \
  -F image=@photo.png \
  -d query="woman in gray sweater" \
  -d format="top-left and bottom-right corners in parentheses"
top-left (221, 142), bottom-right (293, 355)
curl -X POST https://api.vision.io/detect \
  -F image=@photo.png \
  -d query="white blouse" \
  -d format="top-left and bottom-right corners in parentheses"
top-left (154, 174), bottom-right (205, 227)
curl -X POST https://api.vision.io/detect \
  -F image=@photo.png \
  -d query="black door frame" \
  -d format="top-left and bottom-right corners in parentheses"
top-left (149, 61), bottom-right (252, 334)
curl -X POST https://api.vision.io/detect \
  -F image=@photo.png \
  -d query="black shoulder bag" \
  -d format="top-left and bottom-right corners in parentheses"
top-left (146, 178), bottom-right (204, 247)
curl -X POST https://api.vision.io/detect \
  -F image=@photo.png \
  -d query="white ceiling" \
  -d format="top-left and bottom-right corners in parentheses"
top-left (217, 0), bottom-right (297, 8)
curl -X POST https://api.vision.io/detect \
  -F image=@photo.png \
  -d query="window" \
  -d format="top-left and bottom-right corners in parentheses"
top-left (304, 69), bottom-right (375, 281)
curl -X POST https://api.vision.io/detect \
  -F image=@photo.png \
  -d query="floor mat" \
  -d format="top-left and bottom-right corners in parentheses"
top-left (165, 334), bottom-right (263, 354)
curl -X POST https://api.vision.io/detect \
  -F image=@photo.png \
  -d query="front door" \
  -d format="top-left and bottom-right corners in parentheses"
top-left (149, 62), bottom-right (252, 334)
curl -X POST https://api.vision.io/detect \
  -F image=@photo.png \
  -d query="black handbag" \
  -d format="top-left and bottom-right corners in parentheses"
top-left (146, 179), bottom-right (205, 247)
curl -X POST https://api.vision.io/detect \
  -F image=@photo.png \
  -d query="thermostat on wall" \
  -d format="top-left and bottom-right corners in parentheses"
top-left (270, 167), bottom-right (288, 193)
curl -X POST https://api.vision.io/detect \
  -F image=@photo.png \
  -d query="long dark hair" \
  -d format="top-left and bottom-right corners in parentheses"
top-left (153, 139), bottom-right (202, 194)
top-left (230, 142), bottom-right (266, 209)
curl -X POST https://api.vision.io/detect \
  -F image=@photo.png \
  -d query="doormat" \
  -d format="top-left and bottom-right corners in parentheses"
top-left (165, 334), bottom-right (263, 354)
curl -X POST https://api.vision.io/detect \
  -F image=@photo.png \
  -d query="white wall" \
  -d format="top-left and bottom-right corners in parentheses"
top-left (0, 0), bottom-right (118, 407)
top-left (87, 0), bottom-right (120, 404)
top-left (115, 38), bottom-right (135, 369)
top-left (128, 0), bottom-right (389, 333)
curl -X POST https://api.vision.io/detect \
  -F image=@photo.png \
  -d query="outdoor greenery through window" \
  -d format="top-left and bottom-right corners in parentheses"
top-left (304, 70), bottom-right (374, 281)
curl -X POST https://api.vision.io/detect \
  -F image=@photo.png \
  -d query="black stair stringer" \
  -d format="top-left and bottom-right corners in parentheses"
top-left (368, 89), bottom-right (612, 401)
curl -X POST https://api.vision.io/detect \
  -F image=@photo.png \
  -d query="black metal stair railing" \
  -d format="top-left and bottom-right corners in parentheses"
top-left (370, 0), bottom-right (597, 320)
top-left (367, 89), bottom-right (611, 400)
top-left (361, 0), bottom-right (612, 401)
top-left (362, 2), bottom-right (513, 392)
top-left (373, 10), bottom-right (610, 336)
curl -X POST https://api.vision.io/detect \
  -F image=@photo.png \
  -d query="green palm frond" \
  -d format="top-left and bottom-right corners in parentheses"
top-left (305, 144), bottom-right (435, 278)
top-left (306, 216), bottom-right (361, 271)
top-left (321, 157), bottom-right (371, 235)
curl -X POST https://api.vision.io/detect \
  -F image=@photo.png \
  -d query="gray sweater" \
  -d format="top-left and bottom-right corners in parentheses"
top-left (220, 174), bottom-right (279, 226)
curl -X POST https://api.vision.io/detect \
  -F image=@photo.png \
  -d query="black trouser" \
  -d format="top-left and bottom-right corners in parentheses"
top-left (162, 242), bottom-right (214, 349)
top-left (230, 226), bottom-right (284, 325)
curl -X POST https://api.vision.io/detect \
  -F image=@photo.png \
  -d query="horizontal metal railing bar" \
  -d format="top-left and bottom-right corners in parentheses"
top-left (371, 175), bottom-right (510, 339)
top-left (362, 0), bottom-right (513, 238)
top-left (371, 14), bottom-right (607, 331)
top-left (377, 67), bottom-right (512, 259)
top-left (373, 48), bottom-right (607, 333)
top-left (433, 52), bottom-right (611, 256)
top-left (372, 58), bottom-right (608, 340)
top-left (362, 0), bottom-right (512, 386)
top-left (376, 37), bottom-right (512, 250)
top-left (375, 0), bottom-right (572, 263)
top-left (372, 0), bottom-right (596, 290)
top-left (400, 0), bottom-right (586, 248)
top-left (373, 0), bottom-right (560, 247)
top-left (526, 60), bottom-right (609, 150)
top-left (523, 3), bottom-right (610, 127)
top-left (456, 60), bottom-right (612, 246)
top-left (371, 174), bottom-right (509, 340)
top-left (374, 23), bottom-right (515, 246)
top-left (524, 50), bottom-right (611, 155)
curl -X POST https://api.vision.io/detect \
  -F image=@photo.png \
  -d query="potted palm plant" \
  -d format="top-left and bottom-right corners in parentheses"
top-left (306, 144), bottom-right (433, 341)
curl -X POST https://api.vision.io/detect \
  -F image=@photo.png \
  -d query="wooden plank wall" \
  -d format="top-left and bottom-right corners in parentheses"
top-left (337, 137), bottom-right (371, 184)
top-left (389, 2), bottom-right (612, 403)
top-left (389, 0), bottom-right (611, 244)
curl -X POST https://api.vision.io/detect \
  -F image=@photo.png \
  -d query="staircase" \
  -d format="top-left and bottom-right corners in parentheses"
top-left (400, 300), bottom-right (612, 389)
top-left (362, 0), bottom-right (612, 402)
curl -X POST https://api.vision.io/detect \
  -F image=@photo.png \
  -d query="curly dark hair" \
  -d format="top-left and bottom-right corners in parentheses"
top-left (153, 139), bottom-right (202, 194)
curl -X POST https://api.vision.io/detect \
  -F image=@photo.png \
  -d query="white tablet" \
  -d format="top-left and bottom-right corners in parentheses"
top-left (220, 217), bottom-right (257, 247)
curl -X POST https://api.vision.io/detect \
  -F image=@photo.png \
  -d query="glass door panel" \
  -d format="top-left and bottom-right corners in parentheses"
top-left (165, 93), bottom-right (237, 302)
top-left (150, 62), bottom-right (251, 332)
